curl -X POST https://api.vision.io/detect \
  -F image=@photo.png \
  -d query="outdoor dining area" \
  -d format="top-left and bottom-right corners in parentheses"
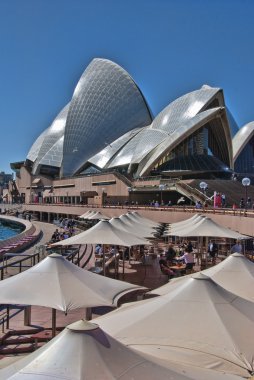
top-left (0, 211), bottom-right (253, 379)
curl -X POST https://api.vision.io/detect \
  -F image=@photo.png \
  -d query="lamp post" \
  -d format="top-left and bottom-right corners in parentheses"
top-left (159, 184), bottom-right (165, 205)
top-left (242, 177), bottom-right (250, 209)
top-left (127, 187), bottom-right (132, 205)
top-left (199, 181), bottom-right (208, 195)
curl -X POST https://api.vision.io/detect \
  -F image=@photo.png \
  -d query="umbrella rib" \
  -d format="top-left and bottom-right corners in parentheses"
top-left (129, 343), bottom-right (251, 373)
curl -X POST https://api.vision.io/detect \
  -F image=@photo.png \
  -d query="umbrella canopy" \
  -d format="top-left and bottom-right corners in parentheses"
top-left (201, 253), bottom-right (254, 303)
top-left (119, 214), bottom-right (158, 234)
top-left (79, 210), bottom-right (97, 219)
top-left (51, 220), bottom-right (151, 247)
top-left (0, 254), bottom-right (145, 312)
top-left (167, 217), bottom-right (248, 239)
top-left (110, 217), bottom-right (156, 238)
top-left (95, 273), bottom-right (254, 378)
top-left (127, 211), bottom-right (160, 228)
top-left (86, 211), bottom-right (110, 220)
top-left (164, 215), bottom-right (205, 236)
top-left (0, 320), bottom-right (242, 380)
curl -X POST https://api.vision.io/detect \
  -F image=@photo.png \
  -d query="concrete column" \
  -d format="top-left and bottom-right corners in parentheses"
top-left (24, 305), bottom-right (31, 326)
top-left (48, 212), bottom-right (51, 223)
top-left (39, 212), bottom-right (42, 221)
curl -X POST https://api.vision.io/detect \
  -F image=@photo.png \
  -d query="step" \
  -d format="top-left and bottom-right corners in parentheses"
top-left (0, 342), bottom-right (44, 355)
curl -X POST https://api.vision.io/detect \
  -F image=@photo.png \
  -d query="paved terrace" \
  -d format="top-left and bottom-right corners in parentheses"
top-left (0, 207), bottom-right (253, 366)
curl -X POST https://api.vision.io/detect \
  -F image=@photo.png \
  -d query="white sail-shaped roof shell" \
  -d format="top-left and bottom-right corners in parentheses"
top-left (62, 58), bottom-right (152, 176)
top-left (233, 121), bottom-right (254, 162)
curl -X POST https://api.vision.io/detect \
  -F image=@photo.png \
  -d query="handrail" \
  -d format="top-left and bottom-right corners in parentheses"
top-left (0, 251), bottom-right (41, 280)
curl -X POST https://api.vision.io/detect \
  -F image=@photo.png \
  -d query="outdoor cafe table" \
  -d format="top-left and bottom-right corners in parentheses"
top-left (169, 264), bottom-right (186, 276)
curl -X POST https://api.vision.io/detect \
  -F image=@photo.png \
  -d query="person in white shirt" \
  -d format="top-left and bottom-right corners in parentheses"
top-left (179, 249), bottom-right (195, 270)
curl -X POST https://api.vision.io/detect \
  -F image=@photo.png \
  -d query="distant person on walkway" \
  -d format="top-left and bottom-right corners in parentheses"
top-left (240, 198), bottom-right (245, 209)
top-left (247, 197), bottom-right (252, 209)
top-left (221, 193), bottom-right (226, 207)
top-left (231, 240), bottom-right (242, 254)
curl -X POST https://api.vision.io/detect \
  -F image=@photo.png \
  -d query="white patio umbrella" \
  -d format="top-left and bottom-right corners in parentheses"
top-left (51, 220), bottom-right (151, 276)
top-left (79, 210), bottom-right (96, 219)
top-left (163, 215), bottom-right (205, 236)
top-left (171, 217), bottom-right (248, 239)
top-left (0, 254), bottom-right (146, 335)
top-left (95, 273), bottom-right (254, 378)
top-left (111, 216), bottom-right (156, 238)
top-left (127, 211), bottom-right (160, 228)
top-left (0, 320), bottom-right (243, 380)
top-left (149, 254), bottom-right (254, 300)
top-left (119, 214), bottom-right (158, 236)
top-left (51, 220), bottom-right (150, 247)
top-left (201, 252), bottom-right (254, 302)
top-left (86, 211), bottom-right (110, 220)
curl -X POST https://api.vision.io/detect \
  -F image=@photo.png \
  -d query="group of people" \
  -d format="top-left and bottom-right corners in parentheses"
top-left (159, 242), bottom-right (195, 278)
top-left (159, 238), bottom-right (243, 279)
top-left (49, 226), bottom-right (75, 243)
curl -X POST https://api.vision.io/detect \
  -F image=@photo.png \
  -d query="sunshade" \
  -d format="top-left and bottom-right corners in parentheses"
top-left (201, 253), bottom-right (254, 302)
top-left (119, 214), bottom-right (158, 234)
top-left (79, 210), bottom-right (96, 219)
top-left (110, 217), bottom-right (156, 238)
top-left (86, 211), bottom-right (109, 220)
top-left (96, 273), bottom-right (254, 378)
top-left (164, 215), bottom-right (205, 236)
top-left (127, 211), bottom-right (160, 228)
top-left (0, 320), bottom-right (243, 380)
top-left (51, 220), bottom-right (150, 247)
top-left (168, 217), bottom-right (248, 239)
top-left (0, 254), bottom-right (145, 312)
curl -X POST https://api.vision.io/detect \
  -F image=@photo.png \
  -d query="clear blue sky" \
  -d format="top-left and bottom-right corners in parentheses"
top-left (1, 0), bottom-right (254, 173)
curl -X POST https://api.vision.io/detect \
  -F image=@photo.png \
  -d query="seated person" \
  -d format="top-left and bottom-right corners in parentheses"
top-left (178, 249), bottom-right (195, 270)
top-left (159, 257), bottom-right (176, 278)
top-left (230, 240), bottom-right (242, 254)
top-left (166, 244), bottom-right (176, 264)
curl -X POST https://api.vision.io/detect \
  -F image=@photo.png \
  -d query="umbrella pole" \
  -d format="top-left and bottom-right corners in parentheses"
top-left (85, 307), bottom-right (92, 320)
top-left (52, 308), bottom-right (56, 338)
top-left (122, 247), bottom-right (125, 279)
top-left (114, 245), bottom-right (117, 279)
top-left (103, 245), bottom-right (106, 276)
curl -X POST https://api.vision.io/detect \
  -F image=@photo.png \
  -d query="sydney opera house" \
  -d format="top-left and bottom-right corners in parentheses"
top-left (9, 58), bottom-right (254, 207)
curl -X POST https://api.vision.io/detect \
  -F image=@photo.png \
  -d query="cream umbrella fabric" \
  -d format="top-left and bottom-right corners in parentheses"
top-left (127, 211), bottom-right (160, 228)
top-left (0, 320), bottom-right (243, 380)
top-left (119, 214), bottom-right (158, 236)
top-left (51, 219), bottom-right (151, 247)
top-left (201, 253), bottom-right (254, 303)
top-left (164, 214), bottom-right (204, 236)
top-left (0, 254), bottom-right (145, 312)
top-left (79, 210), bottom-right (96, 219)
top-left (170, 217), bottom-right (248, 239)
top-left (96, 273), bottom-right (254, 378)
top-left (86, 211), bottom-right (110, 220)
top-left (110, 217), bottom-right (156, 238)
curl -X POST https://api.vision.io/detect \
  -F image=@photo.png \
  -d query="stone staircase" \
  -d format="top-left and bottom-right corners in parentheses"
top-left (0, 328), bottom-right (50, 355)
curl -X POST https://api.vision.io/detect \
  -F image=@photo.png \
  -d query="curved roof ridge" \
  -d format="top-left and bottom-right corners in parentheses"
top-left (233, 121), bottom-right (254, 162)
